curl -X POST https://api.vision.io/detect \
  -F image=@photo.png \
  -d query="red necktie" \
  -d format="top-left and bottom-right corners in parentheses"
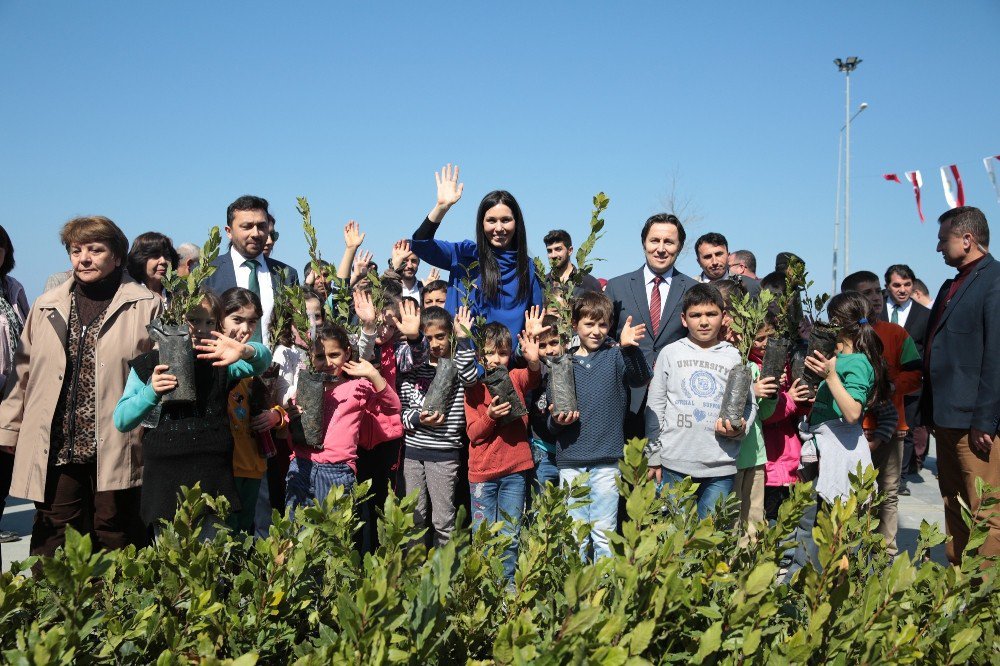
top-left (650, 275), bottom-right (662, 336)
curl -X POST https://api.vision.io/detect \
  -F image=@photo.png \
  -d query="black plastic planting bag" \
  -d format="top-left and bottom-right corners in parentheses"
top-left (295, 370), bottom-right (326, 450)
top-left (761, 336), bottom-right (792, 381)
top-left (422, 357), bottom-right (458, 416)
top-left (802, 322), bottom-right (839, 391)
top-left (146, 320), bottom-right (196, 404)
top-left (547, 353), bottom-right (578, 414)
top-left (483, 365), bottom-right (527, 426)
top-left (719, 365), bottom-right (753, 426)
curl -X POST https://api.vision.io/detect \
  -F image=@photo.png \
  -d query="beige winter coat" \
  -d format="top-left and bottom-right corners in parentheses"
top-left (0, 274), bottom-right (161, 501)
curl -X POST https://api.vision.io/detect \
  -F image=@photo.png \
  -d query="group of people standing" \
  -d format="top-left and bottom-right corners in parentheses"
top-left (0, 164), bottom-right (996, 576)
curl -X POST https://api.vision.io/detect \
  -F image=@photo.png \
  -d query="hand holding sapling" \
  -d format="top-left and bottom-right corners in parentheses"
top-left (804, 350), bottom-right (835, 379)
top-left (419, 410), bottom-right (446, 426)
top-left (715, 417), bottom-right (746, 439)
top-left (619, 316), bottom-right (646, 348)
top-left (549, 407), bottom-right (580, 426)
top-left (151, 365), bottom-right (178, 396)
top-left (486, 395), bottom-right (513, 421)
top-left (754, 376), bottom-right (779, 399)
top-left (251, 410), bottom-right (281, 432)
top-left (788, 377), bottom-right (811, 403)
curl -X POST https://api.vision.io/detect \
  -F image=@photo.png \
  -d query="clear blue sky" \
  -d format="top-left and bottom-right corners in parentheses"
top-left (2, 2), bottom-right (998, 301)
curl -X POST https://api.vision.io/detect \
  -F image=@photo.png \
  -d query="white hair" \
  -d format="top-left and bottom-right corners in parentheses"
top-left (177, 242), bottom-right (200, 260)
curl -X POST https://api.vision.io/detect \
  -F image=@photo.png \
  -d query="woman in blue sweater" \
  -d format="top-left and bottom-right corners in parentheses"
top-left (410, 164), bottom-right (542, 341)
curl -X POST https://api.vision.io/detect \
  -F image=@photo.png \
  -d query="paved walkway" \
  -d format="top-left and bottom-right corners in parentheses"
top-left (0, 444), bottom-right (949, 571)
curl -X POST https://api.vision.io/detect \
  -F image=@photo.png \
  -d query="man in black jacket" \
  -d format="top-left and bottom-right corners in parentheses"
top-left (203, 195), bottom-right (299, 345)
top-left (604, 213), bottom-right (696, 439)
top-left (922, 206), bottom-right (1000, 565)
top-left (881, 263), bottom-right (932, 489)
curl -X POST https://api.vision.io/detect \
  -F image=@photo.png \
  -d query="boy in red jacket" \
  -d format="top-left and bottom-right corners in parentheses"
top-left (464, 323), bottom-right (542, 582)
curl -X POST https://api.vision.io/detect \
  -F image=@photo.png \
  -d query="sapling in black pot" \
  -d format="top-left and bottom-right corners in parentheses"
top-left (719, 289), bottom-right (774, 424)
top-left (531, 192), bottom-right (610, 415)
top-left (482, 365), bottom-right (527, 426)
top-left (785, 259), bottom-right (834, 394)
top-left (149, 227), bottom-right (221, 404)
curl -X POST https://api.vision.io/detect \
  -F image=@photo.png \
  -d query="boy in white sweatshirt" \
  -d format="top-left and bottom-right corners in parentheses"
top-left (644, 284), bottom-right (757, 519)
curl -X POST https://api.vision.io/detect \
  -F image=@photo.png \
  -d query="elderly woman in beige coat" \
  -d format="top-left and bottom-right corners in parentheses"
top-left (0, 216), bottom-right (161, 557)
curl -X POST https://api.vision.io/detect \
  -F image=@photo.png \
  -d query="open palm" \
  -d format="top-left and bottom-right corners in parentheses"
top-left (435, 164), bottom-right (464, 208)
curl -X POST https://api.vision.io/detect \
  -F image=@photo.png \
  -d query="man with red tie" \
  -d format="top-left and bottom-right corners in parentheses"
top-left (603, 214), bottom-right (696, 439)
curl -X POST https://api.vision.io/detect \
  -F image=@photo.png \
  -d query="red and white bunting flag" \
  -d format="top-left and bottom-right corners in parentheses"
top-left (883, 173), bottom-right (901, 183)
top-left (984, 155), bottom-right (1000, 204)
top-left (940, 164), bottom-right (965, 209)
top-left (905, 171), bottom-right (925, 223)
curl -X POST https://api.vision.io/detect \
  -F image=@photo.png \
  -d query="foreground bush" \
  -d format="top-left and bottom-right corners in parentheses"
top-left (1, 439), bottom-right (997, 664)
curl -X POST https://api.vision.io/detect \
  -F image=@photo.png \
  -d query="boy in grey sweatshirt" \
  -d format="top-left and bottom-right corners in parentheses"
top-left (644, 284), bottom-right (757, 519)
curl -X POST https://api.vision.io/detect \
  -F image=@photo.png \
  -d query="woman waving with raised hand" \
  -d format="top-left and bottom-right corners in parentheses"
top-left (410, 164), bottom-right (542, 342)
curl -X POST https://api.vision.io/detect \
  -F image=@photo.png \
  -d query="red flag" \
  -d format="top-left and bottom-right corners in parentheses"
top-left (883, 173), bottom-right (901, 183)
top-left (905, 171), bottom-right (925, 223)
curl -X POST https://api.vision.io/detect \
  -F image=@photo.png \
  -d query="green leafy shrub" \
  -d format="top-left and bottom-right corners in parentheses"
top-left (2, 438), bottom-right (997, 664)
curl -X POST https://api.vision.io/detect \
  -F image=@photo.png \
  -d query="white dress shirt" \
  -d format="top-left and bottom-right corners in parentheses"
top-left (643, 265), bottom-right (675, 318)
top-left (400, 279), bottom-right (423, 301)
top-left (231, 246), bottom-right (275, 346)
top-left (886, 298), bottom-right (912, 328)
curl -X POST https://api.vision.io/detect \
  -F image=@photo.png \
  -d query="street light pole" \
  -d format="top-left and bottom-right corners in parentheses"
top-left (832, 101), bottom-right (868, 293)
top-left (834, 57), bottom-right (862, 282)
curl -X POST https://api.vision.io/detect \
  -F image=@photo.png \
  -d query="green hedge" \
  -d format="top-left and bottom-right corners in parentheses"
top-left (1, 438), bottom-right (997, 664)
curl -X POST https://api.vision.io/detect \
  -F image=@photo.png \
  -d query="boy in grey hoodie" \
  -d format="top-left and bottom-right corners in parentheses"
top-left (644, 284), bottom-right (757, 519)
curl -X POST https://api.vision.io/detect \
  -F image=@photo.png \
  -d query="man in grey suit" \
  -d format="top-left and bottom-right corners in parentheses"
top-left (202, 195), bottom-right (299, 345)
top-left (921, 206), bottom-right (1000, 564)
top-left (604, 213), bottom-right (696, 439)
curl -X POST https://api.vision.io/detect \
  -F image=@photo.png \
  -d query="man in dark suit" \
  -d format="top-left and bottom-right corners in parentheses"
top-left (203, 195), bottom-right (299, 345)
top-left (693, 232), bottom-right (761, 296)
top-left (921, 206), bottom-right (1000, 565)
top-left (604, 213), bottom-right (696, 439)
top-left (880, 263), bottom-right (932, 489)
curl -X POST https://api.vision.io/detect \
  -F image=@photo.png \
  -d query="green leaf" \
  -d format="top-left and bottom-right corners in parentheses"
top-left (744, 562), bottom-right (777, 597)
top-left (693, 621), bottom-right (723, 661)
top-left (628, 619), bottom-right (655, 655)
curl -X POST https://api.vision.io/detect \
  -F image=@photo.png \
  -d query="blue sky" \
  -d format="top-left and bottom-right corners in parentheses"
top-left (2, 2), bottom-right (998, 301)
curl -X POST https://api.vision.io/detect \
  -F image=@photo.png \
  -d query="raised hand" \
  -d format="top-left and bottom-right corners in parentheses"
top-left (195, 331), bottom-right (255, 367)
top-left (351, 250), bottom-right (374, 283)
top-left (387, 298), bottom-right (422, 340)
top-left (343, 220), bottom-right (366, 249)
top-left (151, 364), bottom-right (178, 396)
top-left (342, 358), bottom-right (379, 382)
top-left (518, 330), bottom-right (541, 368)
top-left (353, 289), bottom-right (377, 332)
top-left (523, 305), bottom-right (549, 338)
top-left (391, 239), bottom-right (411, 270)
top-left (454, 306), bottom-right (473, 339)
top-left (619, 316), bottom-right (647, 347)
top-left (425, 267), bottom-right (441, 283)
top-left (435, 164), bottom-right (464, 209)
top-left (486, 395), bottom-right (513, 421)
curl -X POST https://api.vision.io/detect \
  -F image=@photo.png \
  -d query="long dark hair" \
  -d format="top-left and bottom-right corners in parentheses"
top-left (0, 224), bottom-right (13, 277)
top-left (827, 291), bottom-right (891, 409)
top-left (474, 190), bottom-right (532, 305)
top-left (220, 287), bottom-right (263, 318)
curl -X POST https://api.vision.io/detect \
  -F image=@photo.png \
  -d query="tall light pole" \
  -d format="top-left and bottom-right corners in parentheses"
top-left (832, 101), bottom-right (868, 293)
top-left (835, 56), bottom-right (862, 279)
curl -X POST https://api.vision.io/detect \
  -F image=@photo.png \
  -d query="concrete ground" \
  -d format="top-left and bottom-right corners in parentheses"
top-left (0, 443), bottom-right (949, 571)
